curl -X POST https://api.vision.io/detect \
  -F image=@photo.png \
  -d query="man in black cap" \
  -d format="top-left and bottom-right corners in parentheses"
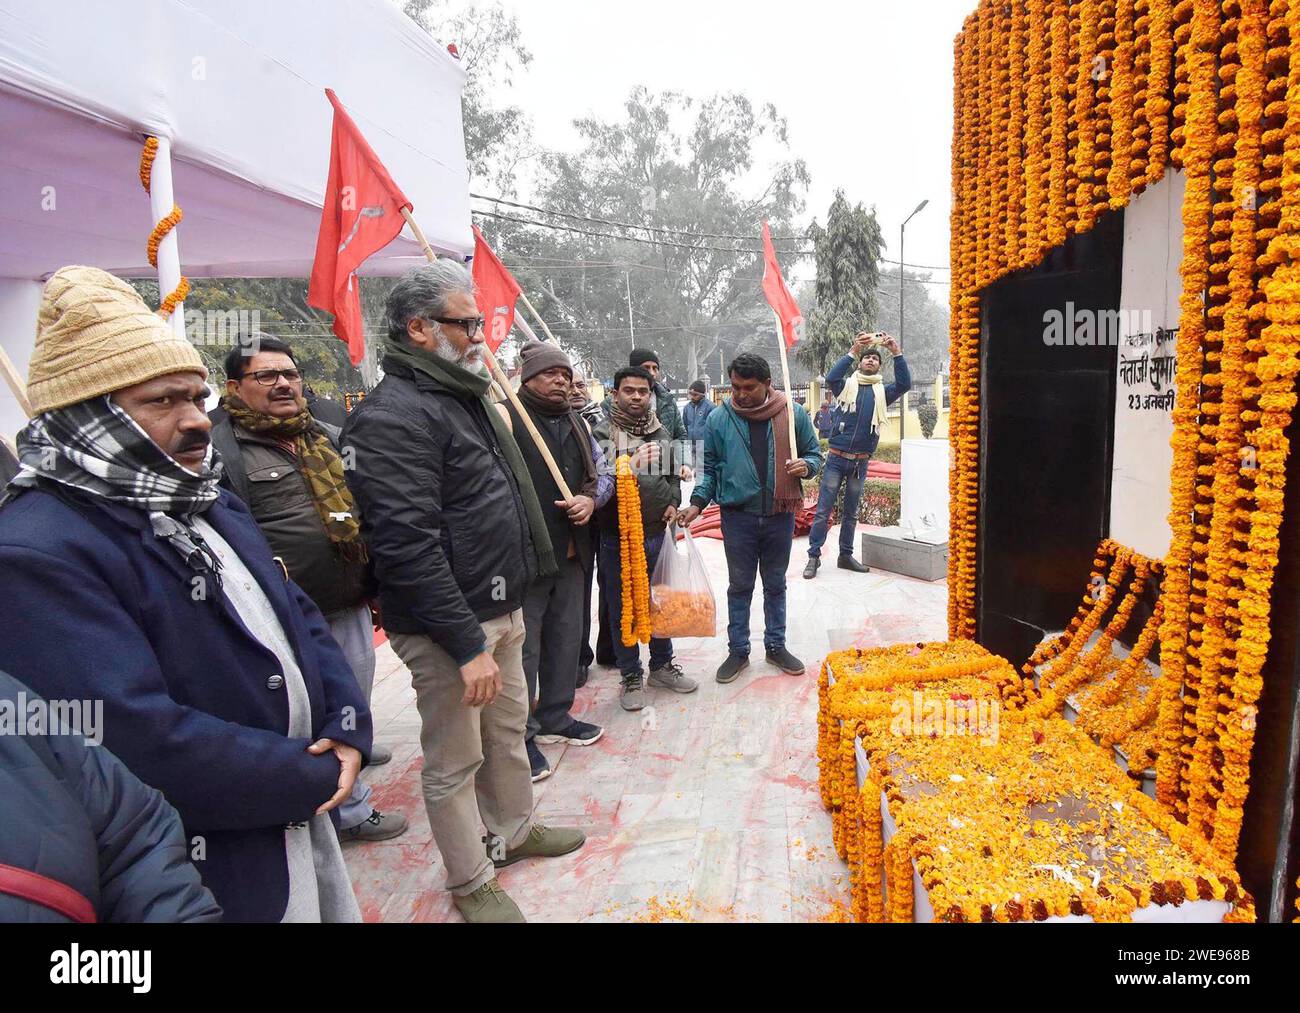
top-left (505, 341), bottom-right (612, 782)
top-left (603, 348), bottom-right (689, 463)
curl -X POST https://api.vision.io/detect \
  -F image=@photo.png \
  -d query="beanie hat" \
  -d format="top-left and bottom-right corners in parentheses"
top-left (629, 348), bottom-right (659, 369)
top-left (689, 379), bottom-right (707, 394)
top-left (27, 266), bottom-right (206, 414)
top-left (518, 339), bottom-right (572, 383)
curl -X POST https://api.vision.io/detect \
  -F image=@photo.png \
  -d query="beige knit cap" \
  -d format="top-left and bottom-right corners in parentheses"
top-left (26, 266), bottom-right (206, 414)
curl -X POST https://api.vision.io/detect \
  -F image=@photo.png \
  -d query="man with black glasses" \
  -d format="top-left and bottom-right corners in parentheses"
top-left (343, 262), bottom-right (585, 923)
top-left (210, 334), bottom-right (408, 845)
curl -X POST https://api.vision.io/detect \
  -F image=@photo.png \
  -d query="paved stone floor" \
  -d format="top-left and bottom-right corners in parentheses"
top-left (345, 523), bottom-right (949, 922)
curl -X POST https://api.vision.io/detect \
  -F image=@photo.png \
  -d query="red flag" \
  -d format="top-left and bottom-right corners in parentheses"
top-left (760, 221), bottom-right (803, 348)
top-left (471, 225), bottom-right (523, 353)
top-left (308, 89), bottom-right (413, 365)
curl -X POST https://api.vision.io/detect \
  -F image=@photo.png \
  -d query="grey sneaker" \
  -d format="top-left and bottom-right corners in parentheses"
top-left (454, 879), bottom-right (525, 923)
top-left (336, 809), bottom-right (409, 843)
top-left (648, 661), bottom-right (699, 694)
top-left (621, 673), bottom-right (647, 711)
top-left (365, 744), bottom-right (393, 767)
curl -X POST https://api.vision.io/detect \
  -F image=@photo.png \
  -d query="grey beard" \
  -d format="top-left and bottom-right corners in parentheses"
top-left (433, 338), bottom-right (488, 376)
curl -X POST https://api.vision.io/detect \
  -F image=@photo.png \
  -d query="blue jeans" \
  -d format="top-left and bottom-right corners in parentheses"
top-left (599, 530), bottom-right (673, 677)
top-left (807, 453), bottom-right (868, 559)
top-left (719, 508), bottom-right (795, 657)
top-left (326, 604), bottom-right (376, 830)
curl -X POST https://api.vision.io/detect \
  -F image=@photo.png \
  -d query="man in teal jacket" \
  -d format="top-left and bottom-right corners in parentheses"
top-left (677, 353), bottom-right (823, 685)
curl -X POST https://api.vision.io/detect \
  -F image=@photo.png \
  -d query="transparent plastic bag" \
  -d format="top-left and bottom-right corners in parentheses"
top-left (649, 523), bottom-right (717, 638)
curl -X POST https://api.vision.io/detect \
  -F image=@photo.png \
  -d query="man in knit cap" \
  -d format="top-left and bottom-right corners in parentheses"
top-left (505, 340), bottom-right (613, 782)
top-left (0, 266), bottom-right (372, 923)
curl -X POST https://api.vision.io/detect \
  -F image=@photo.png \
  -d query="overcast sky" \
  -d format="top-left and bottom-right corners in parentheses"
top-left (476, 0), bottom-right (972, 295)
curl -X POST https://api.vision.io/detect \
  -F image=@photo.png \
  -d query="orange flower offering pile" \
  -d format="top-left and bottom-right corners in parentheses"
top-left (817, 642), bottom-right (1254, 923)
top-left (648, 586), bottom-right (715, 638)
top-left (949, 1), bottom-right (1300, 868)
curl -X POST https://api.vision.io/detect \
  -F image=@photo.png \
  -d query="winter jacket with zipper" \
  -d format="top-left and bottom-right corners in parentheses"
top-left (824, 353), bottom-right (912, 456)
top-left (591, 418), bottom-right (681, 536)
top-left (341, 359), bottom-right (537, 666)
top-left (209, 415), bottom-right (369, 617)
top-left (0, 670), bottom-right (222, 923)
top-left (690, 398), bottom-right (823, 515)
top-left (601, 382), bottom-right (689, 446)
top-left (681, 397), bottom-right (715, 443)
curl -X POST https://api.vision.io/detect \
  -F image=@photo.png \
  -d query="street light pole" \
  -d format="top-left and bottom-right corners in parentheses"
top-left (898, 199), bottom-right (929, 441)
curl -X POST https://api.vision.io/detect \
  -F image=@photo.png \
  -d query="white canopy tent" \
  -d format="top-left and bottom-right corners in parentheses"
top-left (0, 0), bottom-right (472, 438)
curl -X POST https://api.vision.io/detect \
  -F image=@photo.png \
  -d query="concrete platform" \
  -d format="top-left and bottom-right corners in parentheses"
top-left (344, 522), bottom-right (948, 922)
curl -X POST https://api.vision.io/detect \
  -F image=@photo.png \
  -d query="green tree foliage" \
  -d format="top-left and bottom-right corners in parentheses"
top-left (127, 277), bottom-right (363, 400)
top-left (402, 0), bottom-right (534, 194)
top-left (499, 87), bottom-right (809, 384)
top-left (871, 266), bottom-right (950, 385)
top-left (799, 191), bottom-right (885, 378)
top-left (918, 400), bottom-right (939, 439)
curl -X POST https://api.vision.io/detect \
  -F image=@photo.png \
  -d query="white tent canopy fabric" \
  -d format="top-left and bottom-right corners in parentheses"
top-left (0, 0), bottom-right (472, 435)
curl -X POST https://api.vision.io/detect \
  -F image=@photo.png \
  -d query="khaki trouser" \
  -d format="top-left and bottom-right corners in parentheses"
top-left (390, 609), bottom-right (533, 896)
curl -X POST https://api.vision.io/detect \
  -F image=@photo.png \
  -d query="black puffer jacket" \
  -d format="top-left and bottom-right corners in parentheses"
top-left (342, 360), bottom-right (536, 665)
top-left (0, 671), bottom-right (222, 923)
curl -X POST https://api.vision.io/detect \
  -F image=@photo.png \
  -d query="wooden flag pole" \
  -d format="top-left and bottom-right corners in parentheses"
top-left (0, 344), bottom-right (33, 420)
top-left (518, 291), bottom-right (559, 344)
top-left (772, 309), bottom-right (798, 457)
top-left (400, 208), bottom-right (575, 500)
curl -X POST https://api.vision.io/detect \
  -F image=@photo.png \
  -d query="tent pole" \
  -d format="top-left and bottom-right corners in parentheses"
top-left (0, 345), bottom-right (32, 418)
top-left (148, 137), bottom-right (187, 338)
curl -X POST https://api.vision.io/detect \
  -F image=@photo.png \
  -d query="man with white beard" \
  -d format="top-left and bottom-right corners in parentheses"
top-left (341, 261), bottom-right (585, 923)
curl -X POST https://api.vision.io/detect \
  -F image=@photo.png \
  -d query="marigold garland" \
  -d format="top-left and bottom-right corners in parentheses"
top-left (951, 0), bottom-right (1298, 872)
top-left (1034, 557), bottom-right (1151, 719)
top-left (138, 135), bottom-right (189, 320)
top-left (615, 453), bottom-right (651, 646)
top-left (818, 644), bottom-right (1254, 923)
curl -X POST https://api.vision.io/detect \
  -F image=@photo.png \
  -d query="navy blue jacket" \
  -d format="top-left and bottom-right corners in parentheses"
top-left (0, 484), bottom-right (371, 922)
top-left (825, 354), bottom-right (912, 456)
top-left (0, 671), bottom-right (222, 922)
top-left (681, 397), bottom-right (714, 443)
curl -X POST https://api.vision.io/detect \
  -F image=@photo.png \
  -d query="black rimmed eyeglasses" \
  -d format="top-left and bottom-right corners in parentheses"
top-left (431, 316), bottom-right (486, 339)
top-left (245, 368), bottom-right (303, 386)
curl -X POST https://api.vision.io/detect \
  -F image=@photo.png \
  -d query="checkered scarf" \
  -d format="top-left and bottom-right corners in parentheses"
top-left (8, 396), bottom-right (226, 581)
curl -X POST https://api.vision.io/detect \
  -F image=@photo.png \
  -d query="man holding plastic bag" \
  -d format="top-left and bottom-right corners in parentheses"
top-left (677, 353), bottom-right (823, 685)
top-left (592, 366), bottom-right (698, 711)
